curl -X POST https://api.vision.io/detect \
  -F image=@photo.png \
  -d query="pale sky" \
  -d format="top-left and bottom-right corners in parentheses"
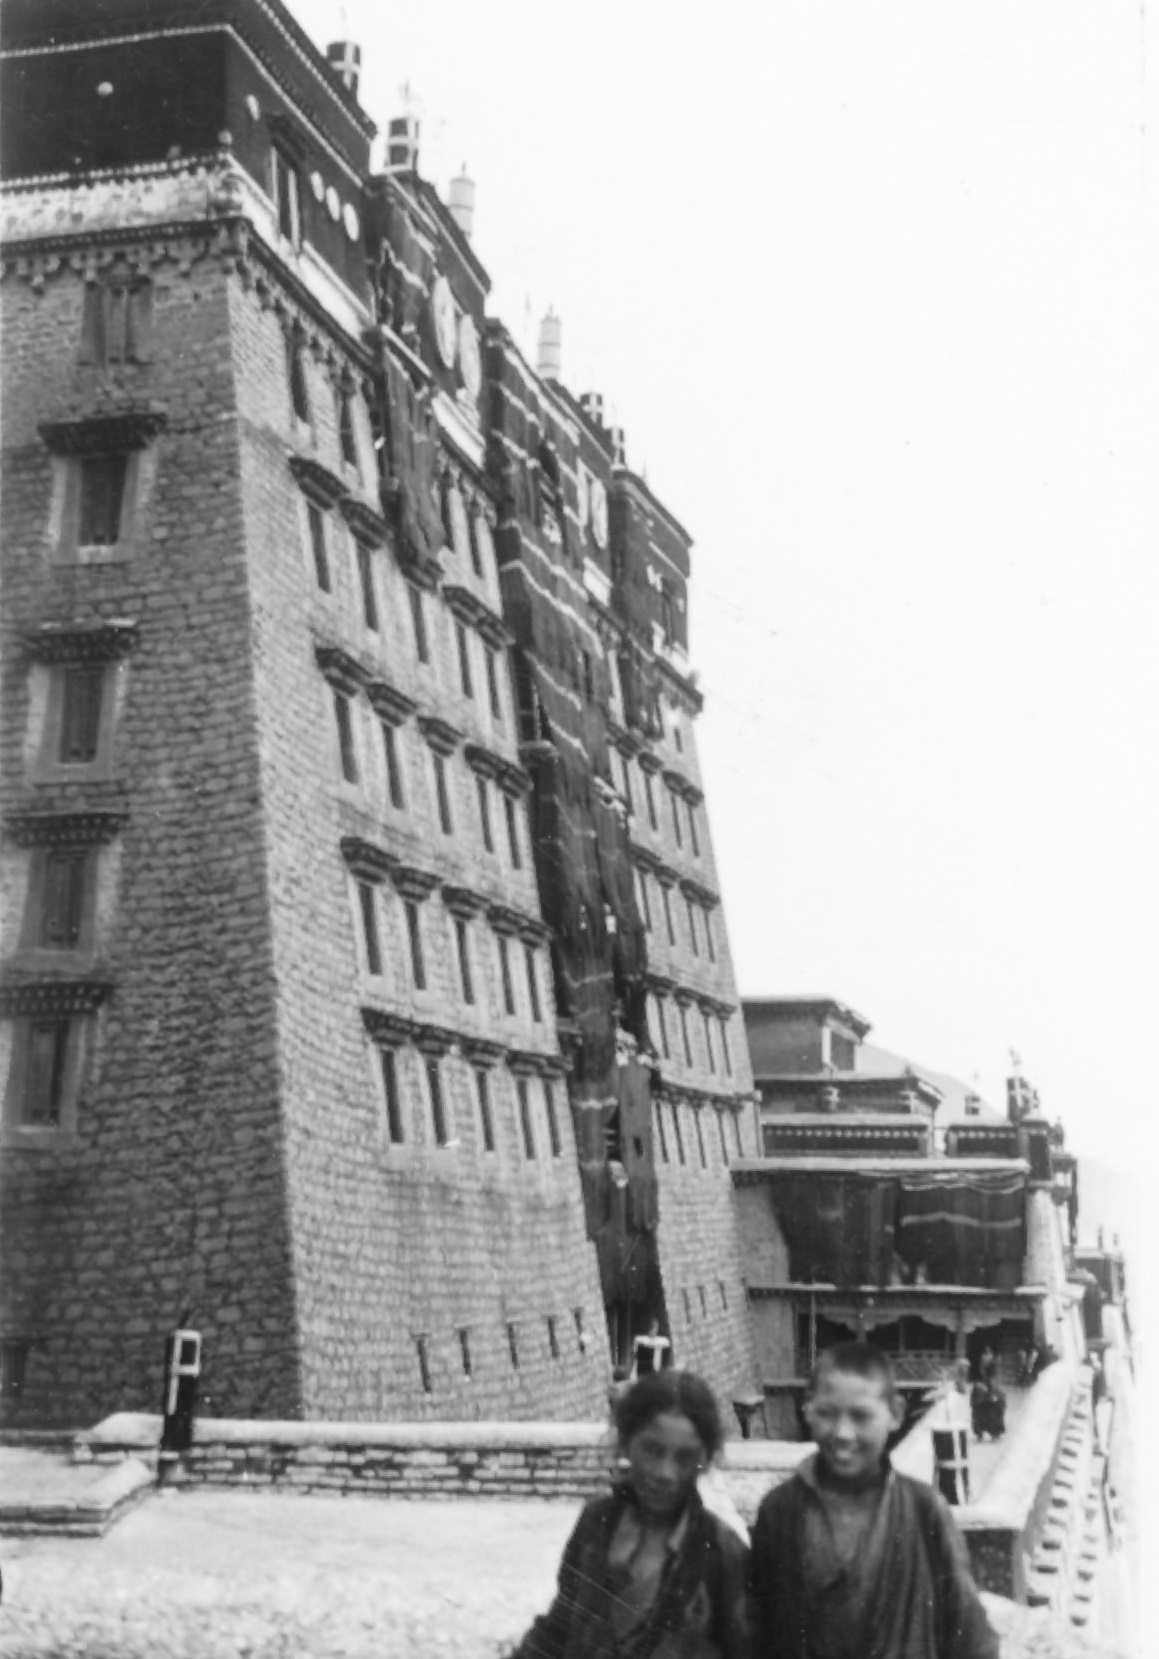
top-left (294, 0), bottom-right (1156, 1186)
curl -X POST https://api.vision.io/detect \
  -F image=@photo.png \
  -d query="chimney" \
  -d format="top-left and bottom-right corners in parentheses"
top-left (537, 308), bottom-right (562, 379)
top-left (387, 114), bottom-right (420, 172)
top-left (580, 391), bottom-right (605, 428)
top-left (448, 167), bottom-right (475, 239)
top-left (326, 41), bottom-right (361, 98)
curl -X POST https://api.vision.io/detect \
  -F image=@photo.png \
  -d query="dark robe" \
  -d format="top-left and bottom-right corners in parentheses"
top-left (749, 1456), bottom-right (998, 1659)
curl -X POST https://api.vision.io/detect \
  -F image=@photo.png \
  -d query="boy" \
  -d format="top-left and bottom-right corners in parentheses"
top-left (749, 1341), bottom-right (998, 1658)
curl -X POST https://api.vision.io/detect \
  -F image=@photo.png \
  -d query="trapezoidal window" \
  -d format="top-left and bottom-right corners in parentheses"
top-left (78, 455), bottom-right (128, 547)
top-left (58, 665), bottom-right (105, 765)
top-left (271, 146), bottom-right (302, 247)
top-left (286, 335), bottom-right (310, 425)
top-left (78, 280), bottom-right (154, 368)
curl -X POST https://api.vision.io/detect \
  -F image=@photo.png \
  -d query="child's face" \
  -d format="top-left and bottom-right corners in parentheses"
top-left (624, 1409), bottom-right (705, 1520)
top-left (805, 1368), bottom-right (903, 1484)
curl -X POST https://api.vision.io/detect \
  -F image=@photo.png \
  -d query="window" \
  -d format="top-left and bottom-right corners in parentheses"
top-left (717, 1111), bottom-right (730, 1165)
top-left (656, 997), bottom-right (670, 1060)
top-left (476, 777), bottom-right (493, 852)
top-left (636, 870), bottom-right (652, 932)
top-left (455, 917), bottom-right (475, 1004)
top-left (332, 690), bottom-right (358, 784)
top-left (546, 1315), bottom-right (560, 1359)
top-left (427, 1059), bottom-right (449, 1146)
top-left (458, 1328), bottom-right (473, 1379)
top-left (644, 770), bottom-right (658, 830)
top-left (382, 723), bottom-right (406, 809)
top-left (574, 1309), bottom-right (587, 1353)
top-left (655, 1102), bottom-right (670, 1163)
top-left (22, 1020), bottom-right (71, 1126)
top-left (498, 936), bottom-right (515, 1015)
top-left (704, 909), bottom-right (716, 963)
top-left (79, 280), bottom-right (154, 368)
top-left (702, 1013), bottom-right (716, 1074)
top-left (671, 1102), bottom-right (686, 1164)
top-left (485, 648), bottom-right (503, 723)
top-left (580, 650), bottom-right (595, 702)
top-left (687, 801), bottom-right (700, 857)
top-left (433, 754), bottom-right (453, 835)
top-left (507, 1322), bottom-right (520, 1370)
top-left (271, 146), bottom-right (301, 246)
top-left (719, 1280), bottom-right (729, 1311)
top-left (58, 665), bottom-right (105, 765)
top-left (78, 455), bottom-right (127, 546)
top-left (671, 788), bottom-right (683, 847)
top-left (408, 585), bottom-right (429, 663)
top-left (337, 386), bottom-right (358, 469)
top-left (405, 900), bottom-right (425, 989)
top-left (674, 722), bottom-right (684, 754)
top-left (456, 623), bottom-right (474, 698)
top-left (306, 503), bottom-right (330, 592)
top-left (525, 946), bottom-right (542, 1023)
top-left (661, 587), bottom-right (677, 647)
top-left (356, 882), bottom-right (381, 975)
top-left (517, 1079), bottom-right (535, 1158)
top-left (0, 1343), bottom-right (28, 1401)
top-left (475, 1068), bottom-right (495, 1152)
top-left (681, 1288), bottom-right (692, 1324)
top-left (356, 542), bottom-right (378, 631)
top-left (468, 514), bottom-right (485, 577)
top-left (662, 885), bottom-right (676, 945)
top-left (698, 1284), bottom-right (708, 1318)
top-left (620, 754), bottom-right (635, 816)
top-left (679, 1004), bottom-right (693, 1067)
top-left (504, 797), bottom-right (522, 869)
top-left (693, 1108), bottom-right (708, 1167)
top-left (544, 1082), bottom-right (562, 1157)
top-left (380, 1048), bottom-right (404, 1144)
top-left (415, 1334), bottom-right (433, 1394)
top-left (720, 1018), bottom-right (732, 1076)
top-left (287, 336), bottom-right (309, 423)
top-left (732, 1111), bottom-right (743, 1156)
top-left (686, 899), bottom-right (699, 955)
top-left (39, 850), bottom-right (87, 950)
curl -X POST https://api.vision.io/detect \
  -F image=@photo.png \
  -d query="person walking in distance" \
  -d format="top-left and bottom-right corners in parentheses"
top-left (749, 1341), bottom-right (998, 1658)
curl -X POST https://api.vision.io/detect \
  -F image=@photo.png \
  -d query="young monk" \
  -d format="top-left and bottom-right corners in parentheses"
top-left (509, 1369), bottom-right (751, 1658)
top-left (749, 1340), bottom-right (998, 1658)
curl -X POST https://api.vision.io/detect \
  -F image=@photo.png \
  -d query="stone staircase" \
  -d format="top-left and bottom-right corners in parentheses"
top-left (1024, 1377), bottom-right (1100, 1622)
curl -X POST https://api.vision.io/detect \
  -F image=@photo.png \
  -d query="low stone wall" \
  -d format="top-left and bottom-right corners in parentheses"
top-left (77, 1413), bottom-right (807, 1509)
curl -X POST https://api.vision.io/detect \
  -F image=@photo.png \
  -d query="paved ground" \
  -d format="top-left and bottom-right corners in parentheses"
top-left (0, 1486), bottom-right (1132, 1659)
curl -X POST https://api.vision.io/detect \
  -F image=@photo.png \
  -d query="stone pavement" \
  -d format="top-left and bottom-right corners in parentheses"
top-left (0, 1486), bottom-right (1131, 1659)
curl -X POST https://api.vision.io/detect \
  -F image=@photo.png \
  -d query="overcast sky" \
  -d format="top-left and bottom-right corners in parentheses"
top-left (294, 0), bottom-right (1155, 1186)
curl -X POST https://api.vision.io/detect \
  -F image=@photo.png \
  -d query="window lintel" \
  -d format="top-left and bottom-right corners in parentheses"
top-left (39, 408), bottom-right (167, 455)
top-left (3, 811), bottom-right (125, 849)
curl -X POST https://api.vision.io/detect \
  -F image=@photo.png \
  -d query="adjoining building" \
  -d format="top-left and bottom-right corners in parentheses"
top-left (739, 997), bottom-right (1084, 1436)
top-left (0, 0), bottom-right (756, 1426)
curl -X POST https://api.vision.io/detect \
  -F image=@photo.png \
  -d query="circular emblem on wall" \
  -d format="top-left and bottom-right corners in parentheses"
top-left (325, 185), bottom-right (341, 222)
top-left (575, 464), bottom-right (591, 531)
top-left (310, 170), bottom-right (325, 202)
top-left (471, 512), bottom-right (495, 574)
top-left (458, 314), bottom-right (481, 402)
top-left (343, 202), bottom-right (360, 242)
top-left (431, 275), bottom-right (457, 370)
top-left (590, 479), bottom-right (609, 550)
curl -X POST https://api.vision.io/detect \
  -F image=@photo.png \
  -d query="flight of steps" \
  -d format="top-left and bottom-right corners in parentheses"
top-left (1023, 1377), bottom-right (1097, 1618)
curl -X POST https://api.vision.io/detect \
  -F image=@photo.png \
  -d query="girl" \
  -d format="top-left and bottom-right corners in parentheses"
top-left (509, 1370), bottom-right (750, 1659)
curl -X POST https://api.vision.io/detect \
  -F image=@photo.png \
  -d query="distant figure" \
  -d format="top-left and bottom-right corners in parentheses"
top-left (977, 1346), bottom-right (997, 1387)
top-left (749, 1341), bottom-right (998, 1658)
top-left (971, 1349), bottom-right (1005, 1439)
top-left (510, 1369), bottom-right (750, 1658)
top-left (1018, 1344), bottom-right (1040, 1387)
top-left (632, 1319), bottom-right (671, 1379)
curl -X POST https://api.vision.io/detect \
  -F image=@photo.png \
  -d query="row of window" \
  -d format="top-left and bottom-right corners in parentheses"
top-left (634, 869), bottom-right (717, 963)
top-left (678, 1280), bottom-right (733, 1327)
top-left (616, 751), bottom-right (702, 857)
top-left (412, 1307), bottom-right (589, 1395)
top-left (373, 1042), bottom-right (564, 1162)
top-left (330, 685), bottom-right (526, 869)
top-left (355, 881), bottom-right (546, 1024)
top-left (647, 993), bottom-right (733, 1080)
top-left (654, 1097), bottom-right (744, 1170)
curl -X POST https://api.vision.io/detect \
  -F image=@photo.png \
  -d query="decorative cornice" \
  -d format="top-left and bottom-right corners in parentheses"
top-left (463, 742), bottom-right (502, 781)
top-left (366, 679), bottom-right (417, 726)
top-left (22, 620), bottom-right (138, 664)
top-left (39, 407), bottom-right (167, 454)
top-left (637, 749), bottom-right (663, 776)
top-left (462, 1037), bottom-right (506, 1068)
top-left (395, 539), bottom-right (443, 592)
top-left (495, 758), bottom-right (531, 799)
top-left (413, 1023), bottom-right (457, 1057)
top-left (606, 720), bottom-right (641, 759)
top-left (643, 971), bottom-right (677, 996)
top-left (390, 864), bottom-right (440, 901)
top-left (339, 495), bottom-right (388, 548)
top-left (288, 453), bottom-right (345, 507)
top-left (487, 903), bottom-right (548, 943)
top-left (679, 876), bottom-right (720, 909)
top-left (417, 714), bottom-right (463, 756)
top-left (519, 739), bottom-right (558, 769)
top-left (507, 1048), bottom-right (555, 1077)
top-left (314, 643), bottom-right (369, 695)
top-left (628, 842), bottom-right (662, 874)
top-left (672, 986), bottom-right (698, 1009)
top-left (442, 584), bottom-right (513, 649)
top-left (340, 836), bottom-right (397, 883)
top-left (441, 883), bottom-right (488, 918)
top-left (361, 1007), bottom-right (416, 1048)
top-left (0, 979), bottom-right (111, 1016)
top-left (652, 861), bottom-right (679, 889)
top-left (663, 767), bottom-right (703, 806)
top-left (3, 811), bottom-right (126, 848)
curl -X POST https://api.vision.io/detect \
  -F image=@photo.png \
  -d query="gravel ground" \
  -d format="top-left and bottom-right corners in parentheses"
top-left (0, 1488), bottom-right (1134, 1658)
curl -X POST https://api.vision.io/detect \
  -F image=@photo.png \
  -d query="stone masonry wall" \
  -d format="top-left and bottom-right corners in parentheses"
top-left (0, 248), bottom-right (302, 1425)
